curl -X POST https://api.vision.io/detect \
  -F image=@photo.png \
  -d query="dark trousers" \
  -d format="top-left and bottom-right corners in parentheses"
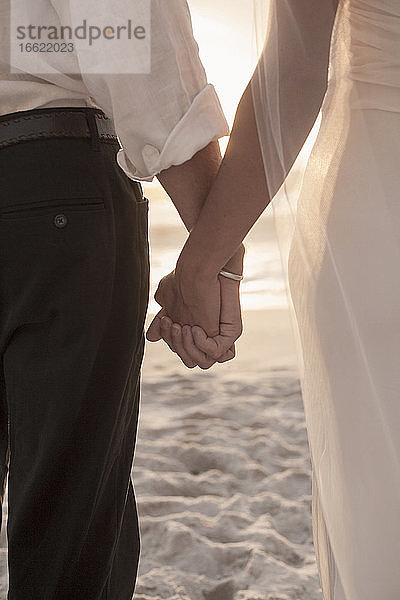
top-left (0, 107), bottom-right (150, 599)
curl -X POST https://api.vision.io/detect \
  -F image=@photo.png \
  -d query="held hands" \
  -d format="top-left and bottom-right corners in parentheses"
top-left (146, 268), bottom-right (243, 369)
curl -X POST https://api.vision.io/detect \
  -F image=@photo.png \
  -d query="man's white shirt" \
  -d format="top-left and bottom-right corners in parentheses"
top-left (0, 0), bottom-right (229, 181)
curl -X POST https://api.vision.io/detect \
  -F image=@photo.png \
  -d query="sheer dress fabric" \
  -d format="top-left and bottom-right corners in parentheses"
top-left (252, 1), bottom-right (400, 599)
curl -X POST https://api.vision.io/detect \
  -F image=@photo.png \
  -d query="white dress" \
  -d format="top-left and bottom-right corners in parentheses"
top-left (291, 2), bottom-right (400, 599)
top-left (253, 1), bottom-right (400, 599)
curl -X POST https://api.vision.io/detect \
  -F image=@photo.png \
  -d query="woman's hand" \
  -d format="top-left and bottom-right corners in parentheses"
top-left (190, 275), bottom-right (243, 361)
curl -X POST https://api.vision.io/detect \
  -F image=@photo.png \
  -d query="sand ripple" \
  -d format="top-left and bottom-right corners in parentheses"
top-left (134, 369), bottom-right (322, 600)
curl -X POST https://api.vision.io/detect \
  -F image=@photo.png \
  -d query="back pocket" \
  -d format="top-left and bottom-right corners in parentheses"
top-left (0, 197), bottom-right (106, 221)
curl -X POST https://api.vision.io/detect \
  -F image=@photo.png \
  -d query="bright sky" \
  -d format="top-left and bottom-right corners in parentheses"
top-left (188, 0), bottom-right (320, 159)
top-left (188, 0), bottom-right (259, 129)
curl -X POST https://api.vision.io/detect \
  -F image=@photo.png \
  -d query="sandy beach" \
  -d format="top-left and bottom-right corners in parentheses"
top-left (132, 308), bottom-right (322, 600)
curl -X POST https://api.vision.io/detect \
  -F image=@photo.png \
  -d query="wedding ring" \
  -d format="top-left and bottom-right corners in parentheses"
top-left (218, 269), bottom-right (243, 281)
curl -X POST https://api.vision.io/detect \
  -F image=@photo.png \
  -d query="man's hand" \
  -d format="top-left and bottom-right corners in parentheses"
top-left (146, 273), bottom-right (243, 369)
top-left (149, 269), bottom-right (221, 337)
top-left (146, 268), bottom-right (221, 368)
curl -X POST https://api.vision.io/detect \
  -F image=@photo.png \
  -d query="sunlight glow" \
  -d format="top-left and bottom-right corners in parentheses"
top-left (188, 0), bottom-right (258, 126)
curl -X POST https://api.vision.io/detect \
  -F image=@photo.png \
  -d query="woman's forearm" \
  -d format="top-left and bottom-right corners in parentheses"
top-left (175, 80), bottom-right (274, 280)
top-left (156, 140), bottom-right (245, 273)
top-left (175, 0), bottom-right (339, 282)
top-left (178, 81), bottom-right (269, 275)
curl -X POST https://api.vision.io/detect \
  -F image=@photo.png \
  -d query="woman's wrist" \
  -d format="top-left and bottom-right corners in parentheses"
top-left (175, 242), bottom-right (245, 287)
top-left (222, 243), bottom-right (245, 276)
top-left (175, 248), bottom-right (216, 286)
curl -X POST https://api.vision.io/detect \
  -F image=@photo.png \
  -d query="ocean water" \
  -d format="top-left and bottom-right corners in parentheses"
top-left (143, 183), bottom-right (289, 314)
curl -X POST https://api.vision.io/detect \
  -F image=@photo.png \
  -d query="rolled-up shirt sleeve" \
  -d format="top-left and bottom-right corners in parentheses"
top-left (116, 82), bottom-right (228, 182)
top-left (50, 0), bottom-right (230, 181)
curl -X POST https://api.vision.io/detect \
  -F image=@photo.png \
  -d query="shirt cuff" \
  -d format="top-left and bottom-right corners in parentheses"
top-left (116, 83), bottom-right (230, 182)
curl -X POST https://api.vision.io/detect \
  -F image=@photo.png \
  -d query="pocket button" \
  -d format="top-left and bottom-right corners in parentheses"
top-left (54, 213), bottom-right (68, 228)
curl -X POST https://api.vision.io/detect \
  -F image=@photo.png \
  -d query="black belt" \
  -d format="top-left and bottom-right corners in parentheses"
top-left (0, 107), bottom-right (119, 149)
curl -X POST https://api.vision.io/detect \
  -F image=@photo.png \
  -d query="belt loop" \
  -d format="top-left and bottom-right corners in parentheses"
top-left (86, 109), bottom-right (101, 151)
top-left (137, 182), bottom-right (144, 201)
